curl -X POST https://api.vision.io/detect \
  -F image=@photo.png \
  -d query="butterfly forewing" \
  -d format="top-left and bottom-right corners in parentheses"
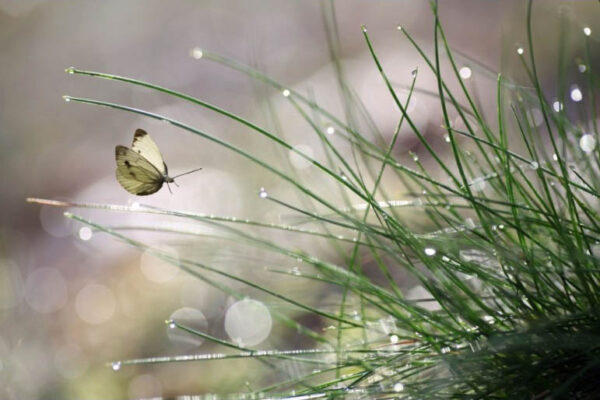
top-left (131, 129), bottom-right (167, 175)
top-left (115, 145), bottom-right (164, 195)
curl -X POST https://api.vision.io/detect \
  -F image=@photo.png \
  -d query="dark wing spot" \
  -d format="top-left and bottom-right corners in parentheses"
top-left (134, 129), bottom-right (147, 140)
top-left (125, 160), bottom-right (131, 168)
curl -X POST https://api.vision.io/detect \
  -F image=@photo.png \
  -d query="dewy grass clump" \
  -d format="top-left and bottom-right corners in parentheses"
top-left (28, 1), bottom-right (600, 398)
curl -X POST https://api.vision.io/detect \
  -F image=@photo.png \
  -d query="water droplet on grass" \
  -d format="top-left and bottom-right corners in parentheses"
top-left (580, 134), bottom-right (596, 153)
top-left (424, 248), bottom-right (436, 256)
top-left (111, 362), bottom-right (121, 371)
top-left (65, 66), bottom-right (75, 74)
top-left (258, 188), bottom-right (268, 198)
top-left (553, 100), bottom-right (564, 112)
top-left (326, 126), bottom-right (335, 135)
top-left (459, 66), bottom-right (472, 79)
top-left (282, 89), bottom-right (290, 97)
top-left (584, 26), bottom-right (592, 36)
top-left (517, 47), bottom-right (524, 55)
top-left (165, 319), bottom-right (176, 329)
top-left (190, 47), bottom-right (203, 59)
top-left (78, 227), bottom-right (92, 241)
top-left (570, 86), bottom-right (583, 102)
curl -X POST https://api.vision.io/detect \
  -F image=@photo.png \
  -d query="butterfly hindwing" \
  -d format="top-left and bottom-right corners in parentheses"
top-left (131, 129), bottom-right (167, 175)
top-left (115, 145), bottom-right (164, 196)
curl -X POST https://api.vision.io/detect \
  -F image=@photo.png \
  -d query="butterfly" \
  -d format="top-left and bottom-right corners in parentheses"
top-left (115, 129), bottom-right (201, 196)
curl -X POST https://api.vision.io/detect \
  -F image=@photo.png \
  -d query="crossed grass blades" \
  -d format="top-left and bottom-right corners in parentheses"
top-left (28, 2), bottom-right (600, 398)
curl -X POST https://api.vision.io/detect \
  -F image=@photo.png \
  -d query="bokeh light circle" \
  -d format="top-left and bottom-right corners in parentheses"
top-left (224, 298), bottom-right (272, 346)
top-left (75, 284), bottom-right (116, 324)
top-left (24, 267), bottom-right (68, 314)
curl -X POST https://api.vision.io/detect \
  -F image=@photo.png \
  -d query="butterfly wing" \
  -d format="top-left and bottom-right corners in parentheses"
top-left (130, 129), bottom-right (167, 175)
top-left (115, 145), bottom-right (164, 195)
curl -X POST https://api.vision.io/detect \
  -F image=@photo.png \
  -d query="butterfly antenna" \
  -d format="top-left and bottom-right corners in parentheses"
top-left (166, 182), bottom-right (173, 194)
top-left (171, 167), bottom-right (203, 179)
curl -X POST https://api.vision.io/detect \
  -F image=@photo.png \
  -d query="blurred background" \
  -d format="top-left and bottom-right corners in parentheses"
top-left (1, 0), bottom-right (599, 398)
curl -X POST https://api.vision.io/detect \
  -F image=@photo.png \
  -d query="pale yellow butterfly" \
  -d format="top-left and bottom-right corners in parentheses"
top-left (115, 129), bottom-right (201, 196)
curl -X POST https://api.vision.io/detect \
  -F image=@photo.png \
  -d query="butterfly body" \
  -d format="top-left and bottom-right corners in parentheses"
top-left (115, 129), bottom-right (200, 196)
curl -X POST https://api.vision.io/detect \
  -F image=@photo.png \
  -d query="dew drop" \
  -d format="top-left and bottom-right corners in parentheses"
top-left (165, 319), bottom-right (176, 329)
top-left (396, 25), bottom-right (403, 31)
top-left (442, 256), bottom-right (450, 262)
top-left (579, 134), bottom-right (596, 153)
top-left (361, 25), bottom-right (368, 33)
top-left (470, 177), bottom-right (486, 192)
top-left (326, 126), bottom-right (335, 135)
top-left (517, 47), bottom-right (524, 55)
top-left (444, 134), bottom-right (451, 143)
top-left (65, 66), bottom-right (75, 74)
top-left (111, 362), bottom-right (121, 371)
top-left (411, 68), bottom-right (418, 78)
top-left (552, 153), bottom-right (559, 161)
top-left (258, 187), bottom-right (268, 199)
top-left (412, 153), bottom-right (419, 162)
top-left (464, 217), bottom-right (476, 230)
top-left (393, 382), bottom-right (404, 392)
top-left (578, 64), bottom-right (587, 73)
top-left (167, 308), bottom-right (208, 348)
top-left (584, 26), bottom-right (592, 36)
top-left (390, 335), bottom-right (399, 344)
top-left (552, 100), bottom-right (564, 112)
top-left (190, 47), bottom-right (203, 59)
top-left (78, 227), bottom-right (92, 241)
top-left (62, 95), bottom-right (71, 102)
top-left (570, 86), bottom-right (583, 102)
top-left (441, 346), bottom-right (451, 354)
top-left (424, 247), bottom-right (437, 256)
top-left (530, 161), bottom-right (539, 170)
top-left (459, 66), bottom-right (472, 79)
top-left (282, 89), bottom-right (290, 97)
